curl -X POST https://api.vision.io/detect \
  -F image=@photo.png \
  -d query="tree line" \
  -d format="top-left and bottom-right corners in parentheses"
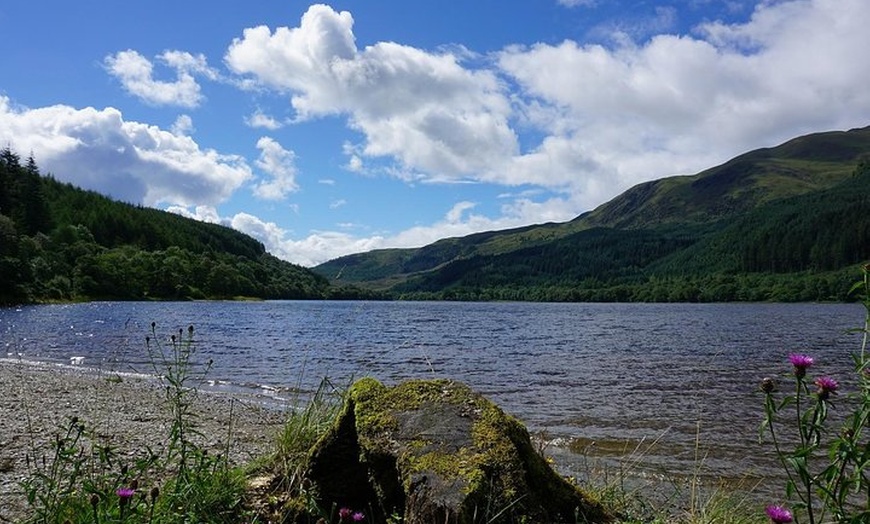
top-left (390, 160), bottom-right (870, 302)
top-left (0, 148), bottom-right (382, 304)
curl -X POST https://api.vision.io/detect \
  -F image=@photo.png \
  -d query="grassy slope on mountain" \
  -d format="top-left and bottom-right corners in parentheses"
top-left (577, 126), bottom-right (870, 229)
top-left (314, 126), bottom-right (870, 301)
top-left (392, 160), bottom-right (870, 301)
top-left (0, 151), bottom-right (349, 304)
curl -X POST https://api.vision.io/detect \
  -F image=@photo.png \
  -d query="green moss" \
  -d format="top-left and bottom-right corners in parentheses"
top-left (304, 378), bottom-right (611, 523)
top-left (351, 379), bottom-right (536, 505)
top-left (350, 378), bottom-right (471, 447)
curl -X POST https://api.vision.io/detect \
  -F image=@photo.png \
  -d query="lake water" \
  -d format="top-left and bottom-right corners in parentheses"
top-left (1, 300), bottom-right (865, 492)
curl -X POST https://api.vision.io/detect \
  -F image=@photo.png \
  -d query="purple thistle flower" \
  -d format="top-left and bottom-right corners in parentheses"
top-left (116, 487), bottom-right (135, 507)
top-left (789, 354), bottom-right (814, 378)
top-left (765, 505), bottom-right (793, 523)
top-left (815, 376), bottom-right (839, 400)
top-left (352, 512), bottom-right (365, 522)
top-left (338, 507), bottom-right (352, 520)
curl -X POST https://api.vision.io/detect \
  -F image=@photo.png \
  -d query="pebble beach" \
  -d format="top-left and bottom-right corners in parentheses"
top-left (0, 359), bottom-right (287, 522)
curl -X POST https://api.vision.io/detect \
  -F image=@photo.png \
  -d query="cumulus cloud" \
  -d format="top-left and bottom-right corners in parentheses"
top-left (496, 0), bottom-right (870, 204)
top-left (445, 201), bottom-right (476, 223)
top-left (252, 137), bottom-right (299, 200)
top-left (171, 114), bottom-right (194, 135)
top-left (225, 4), bottom-right (518, 182)
top-left (104, 50), bottom-right (217, 107)
top-left (0, 96), bottom-right (252, 206)
top-left (245, 109), bottom-right (284, 130)
top-left (169, 193), bottom-right (580, 267)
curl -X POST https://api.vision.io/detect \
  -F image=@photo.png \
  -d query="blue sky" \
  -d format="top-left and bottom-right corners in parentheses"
top-left (1, 1), bottom-right (869, 266)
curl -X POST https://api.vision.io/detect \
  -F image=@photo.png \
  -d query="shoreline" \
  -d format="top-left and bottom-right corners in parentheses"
top-left (0, 359), bottom-right (288, 522)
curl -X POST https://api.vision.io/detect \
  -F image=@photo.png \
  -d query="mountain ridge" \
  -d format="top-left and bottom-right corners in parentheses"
top-left (314, 125), bottom-right (870, 301)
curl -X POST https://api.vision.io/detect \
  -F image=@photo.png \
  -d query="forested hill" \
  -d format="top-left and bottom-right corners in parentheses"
top-left (314, 126), bottom-right (870, 302)
top-left (0, 148), bottom-right (378, 304)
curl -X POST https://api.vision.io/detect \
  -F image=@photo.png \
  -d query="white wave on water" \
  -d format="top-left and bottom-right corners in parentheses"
top-left (0, 356), bottom-right (156, 381)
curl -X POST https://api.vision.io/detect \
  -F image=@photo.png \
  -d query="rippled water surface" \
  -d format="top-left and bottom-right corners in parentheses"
top-left (1, 300), bottom-right (864, 484)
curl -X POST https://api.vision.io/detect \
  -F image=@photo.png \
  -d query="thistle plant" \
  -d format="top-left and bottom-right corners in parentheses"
top-left (760, 265), bottom-right (870, 524)
top-left (21, 323), bottom-right (247, 523)
top-left (144, 323), bottom-right (214, 481)
top-left (143, 323), bottom-right (246, 521)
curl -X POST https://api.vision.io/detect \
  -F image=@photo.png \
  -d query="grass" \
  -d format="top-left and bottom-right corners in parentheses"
top-left (18, 324), bottom-right (251, 524)
top-left (556, 428), bottom-right (768, 524)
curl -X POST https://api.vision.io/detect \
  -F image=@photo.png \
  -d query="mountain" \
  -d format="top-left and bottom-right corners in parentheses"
top-left (314, 126), bottom-right (870, 302)
top-left (0, 149), bottom-right (380, 304)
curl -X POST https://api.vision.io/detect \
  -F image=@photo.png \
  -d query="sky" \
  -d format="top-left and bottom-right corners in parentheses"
top-left (1, 0), bottom-right (869, 267)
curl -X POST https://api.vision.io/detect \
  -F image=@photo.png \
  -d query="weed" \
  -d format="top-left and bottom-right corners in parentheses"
top-left (759, 265), bottom-right (870, 523)
top-left (19, 323), bottom-right (249, 524)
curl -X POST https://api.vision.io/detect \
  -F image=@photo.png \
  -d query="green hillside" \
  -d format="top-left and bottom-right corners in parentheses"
top-left (315, 126), bottom-right (870, 302)
top-left (578, 126), bottom-right (870, 229)
top-left (0, 148), bottom-right (379, 304)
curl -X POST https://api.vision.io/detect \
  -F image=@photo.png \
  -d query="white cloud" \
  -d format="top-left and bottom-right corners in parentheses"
top-left (104, 50), bottom-right (217, 107)
top-left (166, 204), bottom-right (222, 223)
top-left (225, 4), bottom-right (519, 182)
top-left (445, 201), bottom-right (476, 223)
top-left (229, 212), bottom-right (289, 249)
top-left (0, 96), bottom-right (252, 207)
top-left (245, 109), bottom-right (283, 130)
top-left (252, 136), bottom-right (299, 200)
top-left (171, 114), bottom-right (194, 135)
top-left (496, 0), bottom-right (870, 205)
top-left (329, 199), bottom-right (347, 209)
top-left (164, 195), bottom-right (577, 267)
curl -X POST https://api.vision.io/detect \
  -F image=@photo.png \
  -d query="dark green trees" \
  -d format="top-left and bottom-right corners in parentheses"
top-left (0, 149), bottom-right (350, 304)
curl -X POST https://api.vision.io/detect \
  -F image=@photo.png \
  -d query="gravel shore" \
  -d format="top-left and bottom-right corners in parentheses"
top-left (0, 359), bottom-right (288, 522)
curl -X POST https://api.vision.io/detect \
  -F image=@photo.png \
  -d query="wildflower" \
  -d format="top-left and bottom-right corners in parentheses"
top-left (117, 487), bottom-right (135, 506)
top-left (352, 512), bottom-right (365, 522)
top-left (765, 504), bottom-right (793, 523)
top-left (815, 376), bottom-right (839, 400)
top-left (339, 507), bottom-right (352, 520)
top-left (760, 377), bottom-right (776, 394)
top-left (150, 485), bottom-right (159, 503)
top-left (789, 354), bottom-right (814, 379)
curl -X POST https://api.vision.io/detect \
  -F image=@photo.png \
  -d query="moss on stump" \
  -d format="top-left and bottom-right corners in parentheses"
top-left (289, 378), bottom-right (612, 524)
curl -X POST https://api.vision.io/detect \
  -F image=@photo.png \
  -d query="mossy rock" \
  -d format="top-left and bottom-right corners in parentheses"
top-left (293, 378), bottom-right (611, 524)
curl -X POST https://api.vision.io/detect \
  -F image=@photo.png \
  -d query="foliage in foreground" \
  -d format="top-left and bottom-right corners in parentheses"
top-left (759, 266), bottom-right (870, 523)
top-left (20, 324), bottom-right (249, 524)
